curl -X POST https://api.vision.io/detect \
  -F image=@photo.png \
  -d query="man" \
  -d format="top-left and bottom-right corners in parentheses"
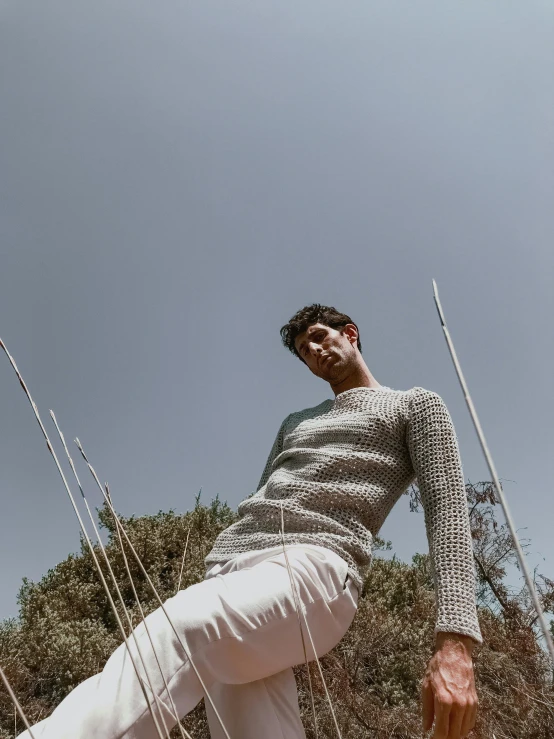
top-left (206, 303), bottom-right (481, 738)
top-left (19, 304), bottom-right (481, 739)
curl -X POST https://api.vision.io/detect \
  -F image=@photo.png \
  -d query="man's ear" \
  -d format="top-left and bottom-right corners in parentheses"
top-left (342, 323), bottom-right (358, 345)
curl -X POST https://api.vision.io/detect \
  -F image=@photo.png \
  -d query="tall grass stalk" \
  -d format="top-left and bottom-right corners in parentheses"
top-left (105, 483), bottom-right (192, 739)
top-left (49, 411), bottom-right (178, 738)
top-left (280, 502), bottom-right (343, 738)
top-left (432, 279), bottom-right (554, 664)
top-left (176, 527), bottom-right (191, 596)
top-left (0, 664), bottom-right (36, 739)
top-left (74, 438), bottom-right (232, 739)
top-left (0, 338), bottom-right (166, 739)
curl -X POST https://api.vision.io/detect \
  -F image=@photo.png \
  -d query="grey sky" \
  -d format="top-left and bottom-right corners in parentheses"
top-left (0, 1), bottom-right (552, 619)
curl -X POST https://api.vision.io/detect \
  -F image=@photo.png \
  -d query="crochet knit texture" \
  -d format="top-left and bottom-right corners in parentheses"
top-left (205, 386), bottom-right (482, 643)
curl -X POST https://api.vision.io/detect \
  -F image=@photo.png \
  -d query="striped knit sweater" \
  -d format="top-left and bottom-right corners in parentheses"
top-left (205, 385), bottom-right (482, 643)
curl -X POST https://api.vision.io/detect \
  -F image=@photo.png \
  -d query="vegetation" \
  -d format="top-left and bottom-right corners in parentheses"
top-left (0, 484), bottom-right (552, 738)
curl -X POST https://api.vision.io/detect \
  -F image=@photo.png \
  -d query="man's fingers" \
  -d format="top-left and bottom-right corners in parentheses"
top-left (460, 699), bottom-right (477, 737)
top-left (447, 704), bottom-right (464, 739)
top-left (422, 681), bottom-right (435, 731)
top-left (432, 695), bottom-right (451, 739)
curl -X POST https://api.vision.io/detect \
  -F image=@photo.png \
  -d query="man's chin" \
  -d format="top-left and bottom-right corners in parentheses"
top-left (319, 361), bottom-right (339, 379)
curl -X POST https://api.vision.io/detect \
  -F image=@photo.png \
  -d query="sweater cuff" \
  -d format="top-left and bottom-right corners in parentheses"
top-left (435, 618), bottom-right (483, 646)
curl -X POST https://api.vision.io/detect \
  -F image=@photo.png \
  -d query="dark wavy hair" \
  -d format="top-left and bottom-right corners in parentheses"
top-left (280, 304), bottom-right (362, 363)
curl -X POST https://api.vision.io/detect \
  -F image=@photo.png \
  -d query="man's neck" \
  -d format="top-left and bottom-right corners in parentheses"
top-left (330, 370), bottom-right (381, 397)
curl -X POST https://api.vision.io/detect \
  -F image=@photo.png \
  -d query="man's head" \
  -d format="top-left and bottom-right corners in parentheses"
top-left (280, 304), bottom-right (369, 390)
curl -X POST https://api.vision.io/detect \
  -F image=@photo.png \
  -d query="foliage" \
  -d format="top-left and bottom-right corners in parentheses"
top-left (0, 484), bottom-right (552, 738)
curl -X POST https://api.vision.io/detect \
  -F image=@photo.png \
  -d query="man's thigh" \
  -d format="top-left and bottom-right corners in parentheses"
top-left (196, 545), bottom-right (358, 685)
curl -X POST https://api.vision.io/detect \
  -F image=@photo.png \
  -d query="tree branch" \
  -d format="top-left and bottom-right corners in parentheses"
top-left (473, 553), bottom-right (511, 613)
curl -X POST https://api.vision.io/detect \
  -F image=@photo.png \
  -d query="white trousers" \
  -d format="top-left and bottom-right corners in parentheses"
top-left (18, 544), bottom-right (358, 739)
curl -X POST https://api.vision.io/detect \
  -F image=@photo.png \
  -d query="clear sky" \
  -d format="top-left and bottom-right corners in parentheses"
top-left (0, 0), bottom-right (552, 619)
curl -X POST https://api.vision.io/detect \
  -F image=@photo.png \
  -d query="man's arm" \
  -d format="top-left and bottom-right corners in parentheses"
top-left (239, 414), bottom-right (290, 508)
top-left (256, 419), bottom-right (287, 492)
top-left (406, 387), bottom-right (481, 739)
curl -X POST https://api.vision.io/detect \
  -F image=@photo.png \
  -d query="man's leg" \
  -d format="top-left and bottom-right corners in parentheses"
top-left (204, 669), bottom-right (306, 739)
top-left (202, 545), bottom-right (358, 739)
top-left (17, 544), bottom-right (358, 739)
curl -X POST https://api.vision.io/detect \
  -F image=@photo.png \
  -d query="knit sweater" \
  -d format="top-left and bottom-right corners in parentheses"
top-left (205, 385), bottom-right (482, 643)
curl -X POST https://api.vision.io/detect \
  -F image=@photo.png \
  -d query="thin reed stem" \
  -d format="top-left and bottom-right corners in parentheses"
top-left (74, 438), bottom-right (233, 739)
top-left (280, 502), bottom-right (343, 738)
top-left (0, 338), bottom-right (165, 739)
top-left (176, 528), bottom-right (191, 595)
top-left (0, 664), bottom-right (36, 739)
top-left (105, 484), bottom-right (192, 739)
top-left (49, 411), bottom-right (174, 738)
top-left (432, 279), bottom-right (554, 664)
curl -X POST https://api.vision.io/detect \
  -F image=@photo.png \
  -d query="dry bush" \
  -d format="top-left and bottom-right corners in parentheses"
top-left (1, 484), bottom-right (552, 738)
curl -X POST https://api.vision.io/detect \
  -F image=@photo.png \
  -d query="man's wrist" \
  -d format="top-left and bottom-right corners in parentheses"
top-left (435, 631), bottom-right (476, 656)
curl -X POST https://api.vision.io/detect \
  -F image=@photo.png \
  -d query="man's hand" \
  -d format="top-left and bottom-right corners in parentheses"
top-left (422, 632), bottom-right (478, 738)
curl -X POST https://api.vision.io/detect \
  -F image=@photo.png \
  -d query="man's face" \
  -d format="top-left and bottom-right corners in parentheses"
top-left (294, 322), bottom-right (359, 382)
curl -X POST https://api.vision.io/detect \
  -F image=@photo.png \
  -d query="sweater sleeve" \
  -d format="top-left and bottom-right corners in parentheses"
top-left (406, 387), bottom-right (482, 644)
top-left (255, 414), bottom-right (290, 492)
top-left (237, 415), bottom-right (290, 516)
